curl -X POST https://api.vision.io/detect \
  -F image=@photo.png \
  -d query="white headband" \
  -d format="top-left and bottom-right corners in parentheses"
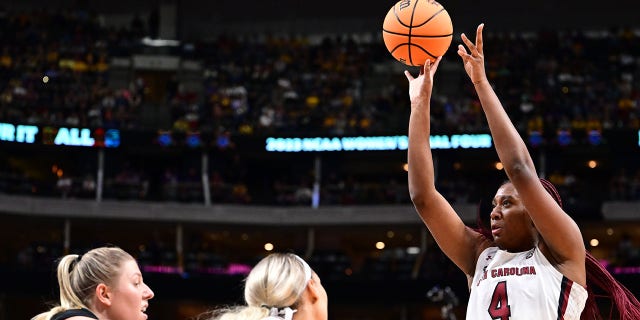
top-left (293, 254), bottom-right (312, 285)
top-left (259, 255), bottom-right (312, 320)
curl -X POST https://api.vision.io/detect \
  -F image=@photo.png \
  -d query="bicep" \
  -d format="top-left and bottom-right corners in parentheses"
top-left (515, 178), bottom-right (585, 263)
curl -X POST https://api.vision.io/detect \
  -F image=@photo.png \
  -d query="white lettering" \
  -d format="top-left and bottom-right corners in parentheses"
top-left (0, 123), bottom-right (15, 141)
top-left (16, 125), bottom-right (38, 143)
top-left (54, 127), bottom-right (95, 146)
top-left (265, 135), bottom-right (492, 152)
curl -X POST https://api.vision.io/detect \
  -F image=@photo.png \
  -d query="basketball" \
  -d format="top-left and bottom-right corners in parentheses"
top-left (382, 0), bottom-right (453, 66)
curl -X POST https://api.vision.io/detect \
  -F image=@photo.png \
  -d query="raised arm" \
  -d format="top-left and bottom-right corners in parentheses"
top-left (457, 24), bottom-right (586, 285)
top-left (406, 58), bottom-right (489, 276)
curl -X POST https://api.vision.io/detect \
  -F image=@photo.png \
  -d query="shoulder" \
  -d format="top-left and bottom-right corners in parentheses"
top-left (475, 246), bottom-right (499, 264)
top-left (538, 242), bottom-right (586, 287)
top-left (472, 233), bottom-right (495, 261)
top-left (51, 308), bottom-right (98, 320)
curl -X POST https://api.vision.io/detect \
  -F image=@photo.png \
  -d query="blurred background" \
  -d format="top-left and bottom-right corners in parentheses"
top-left (0, 0), bottom-right (639, 319)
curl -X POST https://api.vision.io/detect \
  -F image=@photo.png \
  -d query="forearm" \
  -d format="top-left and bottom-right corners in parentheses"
top-left (409, 104), bottom-right (486, 274)
top-left (408, 105), bottom-right (436, 202)
top-left (474, 80), bottom-right (535, 177)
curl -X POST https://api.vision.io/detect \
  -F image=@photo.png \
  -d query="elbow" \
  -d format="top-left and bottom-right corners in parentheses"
top-left (504, 160), bottom-right (536, 183)
top-left (409, 189), bottom-right (425, 207)
top-left (409, 186), bottom-right (435, 209)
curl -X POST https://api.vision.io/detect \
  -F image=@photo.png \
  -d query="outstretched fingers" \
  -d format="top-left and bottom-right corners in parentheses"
top-left (425, 57), bottom-right (441, 81)
top-left (457, 43), bottom-right (468, 56)
top-left (430, 56), bottom-right (442, 74)
top-left (404, 63), bottom-right (427, 82)
top-left (419, 62), bottom-right (428, 75)
top-left (460, 32), bottom-right (476, 56)
top-left (476, 23), bottom-right (485, 55)
top-left (404, 70), bottom-right (415, 82)
top-left (459, 23), bottom-right (485, 59)
top-left (405, 57), bottom-right (440, 82)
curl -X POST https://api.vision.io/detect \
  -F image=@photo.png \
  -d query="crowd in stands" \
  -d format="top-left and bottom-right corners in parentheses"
top-left (186, 34), bottom-right (388, 137)
top-left (0, 9), bottom-right (640, 206)
top-left (0, 11), bottom-right (639, 320)
top-left (0, 9), bottom-right (145, 130)
top-left (609, 168), bottom-right (640, 201)
top-left (172, 27), bottom-right (640, 138)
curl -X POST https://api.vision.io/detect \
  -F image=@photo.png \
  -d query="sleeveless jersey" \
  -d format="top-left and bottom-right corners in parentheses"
top-left (466, 246), bottom-right (587, 320)
top-left (51, 308), bottom-right (98, 320)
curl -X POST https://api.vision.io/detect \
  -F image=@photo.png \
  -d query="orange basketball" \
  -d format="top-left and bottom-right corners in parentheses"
top-left (382, 0), bottom-right (453, 66)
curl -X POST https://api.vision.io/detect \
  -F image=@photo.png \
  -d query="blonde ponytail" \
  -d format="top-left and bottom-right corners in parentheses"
top-left (31, 255), bottom-right (89, 320)
top-left (207, 305), bottom-right (269, 320)
top-left (32, 247), bottom-right (134, 320)
top-left (207, 253), bottom-right (313, 320)
top-left (57, 254), bottom-right (89, 309)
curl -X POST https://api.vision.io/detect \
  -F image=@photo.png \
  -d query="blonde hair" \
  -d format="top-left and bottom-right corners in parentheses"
top-left (206, 306), bottom-right (270, 320)
top-left (32, 247), bottom-right (134, 320)
top-left (209, 253), bottom-right (312, 320)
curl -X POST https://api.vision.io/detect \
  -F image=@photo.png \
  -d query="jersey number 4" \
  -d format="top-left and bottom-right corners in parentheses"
top-left (488, 281), bottom-right (511, 320)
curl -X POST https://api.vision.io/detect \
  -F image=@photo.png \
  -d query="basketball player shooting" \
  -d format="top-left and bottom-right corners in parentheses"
top-left (404, 23), bottom-right (640, 319)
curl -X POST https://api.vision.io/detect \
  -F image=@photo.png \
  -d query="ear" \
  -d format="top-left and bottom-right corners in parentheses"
top-left (95, 283), bottom-right (113, 307)
top-left (305, 276), bottom-right (321, 303)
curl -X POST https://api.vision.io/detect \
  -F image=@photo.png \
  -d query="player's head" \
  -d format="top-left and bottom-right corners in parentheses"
top-left (33, 246), bottom-right (154, 320)
top-left (489, 178), bottom-right (562, 251)
top-left (489, 182), bottom-right (537, 251)
top-left (244, 253), bottom-right (328, 320)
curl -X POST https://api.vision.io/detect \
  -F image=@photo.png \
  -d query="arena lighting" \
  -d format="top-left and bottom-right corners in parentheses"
top-left (588, 129), bottom-right (602, 146)
top-left (528, 130), bottom-right (543, 147)
top-left (142, 263), bottom-right (251, 276)
top-left (557, 129), bottom-right (572, 146)
top-left (0, 122), bottom-right (119, 148)
top-left (157, 131), bottom-right (173, 146)
top-left (52, 127), bottom-right (94, 146)
top-left (141, 37), bottom-right (180, 47)
top-left (103, 129), bottom-right (121, 148)
top-left (265, 134), bottom-right (492, 152)
top-left (613, 266), bottom-right (640, 275)
top-left (0, 123), bottom-right (38, 143)
top-left (186, 132), bottom-right (201, 147)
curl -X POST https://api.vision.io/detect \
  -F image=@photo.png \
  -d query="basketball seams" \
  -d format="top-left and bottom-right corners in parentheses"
top-left (410, 34), bottom-right (452, 38)
top-left (392, 2), bottom-right (412, 28)
top-left (412, 43), bottom-right (438, 60)
top-left (411, 8), bottom-right (447, 28)
top-left (382, 0), bottom-right (453, 66)
top-left (383, 1), bottom-right (451, 37)
top-left (388, 41), bottom-right (442, 64)
top-left (408, 0), bottom-right (419, 65)
top-left (387, 36), bottom-right (452, 54)
top-left (382, 30), bottom-right (452, 38)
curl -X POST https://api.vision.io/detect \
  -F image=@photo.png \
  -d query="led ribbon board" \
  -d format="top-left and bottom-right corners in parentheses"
top-left (265, 134), bottom-right (492, 152)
